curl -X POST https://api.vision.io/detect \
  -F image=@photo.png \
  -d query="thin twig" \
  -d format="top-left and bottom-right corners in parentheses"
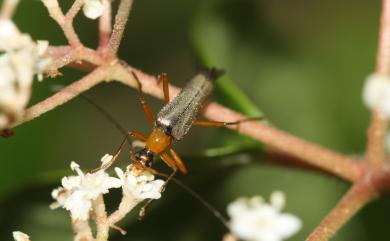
top-left (205, 104), bottom-right (363, 182)
top-left (41, 0), bottom-right (82, 46)
top-left (45, 46), bottom-right (105, 75)
top-left (98, 0), bottom-right (112, 51)
top-left (93, 195), bottom-right (110, 241)
top-left (306, 180), bottom-right (378, 241)
top-left (65, 0), bottom-right (83, 20)
top-left (107, 0), bottom-right (134, 57)
top-left (108, 192), bottom-right (139, 224)
top-left (365, 0), bottom-right (390, 166)
top-left (11, 66), bottom-right (109, 127)
top-left (0, 0), bottom-right (19, 18)
top-left (72, 219), bottom-right (94, 241)
top-left (45, 50), bottom-right (79, 75)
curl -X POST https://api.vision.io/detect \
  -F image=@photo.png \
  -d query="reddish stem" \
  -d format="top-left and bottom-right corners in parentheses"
top-left (12, 67), bottom-right (109, 127)
top-left (107, 0), bottom-right (134, 57)
top-left (98, 0), bottom-right (112, 51)
top-left (365, 0), bottom-right (390, 166)
top-left (306, 180), bottom-right (378, 241)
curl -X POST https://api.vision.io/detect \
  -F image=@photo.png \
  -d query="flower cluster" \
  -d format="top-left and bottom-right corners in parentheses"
top-left (51, 156), bottom-right (122, 220)
top-left (115, 166), bottom-right (165, 201)
top-left (0, 19), bottom-right (50, 128)
top-left (51, 154), bottom-right (165, 221)
top-left (227, 191), bottom-right (302, 241)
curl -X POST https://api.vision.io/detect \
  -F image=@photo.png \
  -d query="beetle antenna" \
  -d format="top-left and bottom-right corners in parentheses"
top-left (79, 94), bottom-right (128, 136)
top-left (51, 85), bottom-right (133, 148)
top-left (155, 172), bottom-right (230, 230)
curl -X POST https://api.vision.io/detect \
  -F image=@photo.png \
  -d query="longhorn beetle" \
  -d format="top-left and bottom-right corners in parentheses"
top-left (103, 68), bottom-right (261, 178)
top-left (97, 67), bottom-right (262, 216)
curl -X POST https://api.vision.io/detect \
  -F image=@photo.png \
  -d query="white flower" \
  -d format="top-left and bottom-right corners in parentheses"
top-left (115, 165), bottom-right (165, 201)
top-left (83, 0), bottom-right (104, 19)
top-left (362, 73), bottom-right (390, 118)
top-left (51, 156), bottom-right (122, 221)
top-left (227, 191), bottom-right (302, 241)
top-left (100, 153), bottom-right (113, 166)
top-left (13, 231), bottom-right (30, 241)
top-left (0, 19), bottom-right (51, 127)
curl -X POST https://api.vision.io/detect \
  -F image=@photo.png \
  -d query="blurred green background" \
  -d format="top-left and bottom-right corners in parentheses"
top-left (0, 0), bottom-right (388, 240)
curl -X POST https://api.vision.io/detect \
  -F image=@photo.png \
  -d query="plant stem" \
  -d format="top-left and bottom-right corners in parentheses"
top-left (98, 0), bottom-right (112, 51)
top-left (306, 180), bottom-right (378, 241)
top-left (11, 66), bottom-right (109, 127)
top-left (73, 219), bottom-right (94, 241)
top-left (107, 0), bottom-right (134, 57)
top-left (45, 46), bottom-right (105, 75)
top-left (41, 0), bottom-right (81, 46)
top-left (93, 195), bottom-right (109, 241)
top-left (108, 192), bottom-right (139, 225)
top-left (65, 0), bottom-right (83, 21)
top-left (365, 0), bottom-right (390, 166)
top-left (0, 0), bottom-right (19, 18)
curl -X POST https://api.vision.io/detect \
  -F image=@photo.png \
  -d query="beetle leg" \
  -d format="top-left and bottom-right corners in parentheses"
top-left (138, 152), bottom-right (178, 219)
top-left (158, 73), bottom-right (170, 103)
top-left (129, 130), bottom-right (147, 142)
top-left (131, 71), bottom-right (155, 123)
top-left (193, 116), bottom-right (264, 127)
top-left (169, 148), bottom-right (188, 174)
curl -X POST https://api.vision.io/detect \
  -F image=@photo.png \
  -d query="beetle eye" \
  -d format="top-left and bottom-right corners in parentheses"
top-left (134, 152), bottom-right (142, 161)
top-left (145, 160), bottom-right (153, 168)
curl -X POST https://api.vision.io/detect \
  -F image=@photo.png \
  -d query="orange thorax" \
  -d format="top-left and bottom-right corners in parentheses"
top-left (146, 128), bottom-right (172, 154)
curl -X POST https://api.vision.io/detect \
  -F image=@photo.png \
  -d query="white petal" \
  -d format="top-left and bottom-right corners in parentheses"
top-left (61, 176), bottom-right (81, 190)
top-left (70, 161), bottom-right (84, 177)
top-left (276, 213), bottom-right (302, 239)
top-left (83, 0), bottom-right (104, 20)
top-left (65, 191), bottom-right (91, 221)
top-left (51, 187), bottom-right (62, 199)
top-left (227, 198), bottom-right (250, 218)
top-left (270, 191), bottom-right (285, 211)
top-left (115, 167), bottom-right (124, 180)
top-left (13, 231), bottom-right (30, 241)
top-left (139, 179), bottom-right (164, 199)
top-left (125, 174), bottom-right (138, 186)
top-left (150, 180), bottom-right (165, 192)
top-left (249, 195), bottom-right (264, 208)
top-left (49, 201), bottom-right (61, 210)
top-left (80, 171), bottom-right (121, 199)
top-left (36, 40), bottom-right (49, 56)
top-left (227, 194), bottom-right (302, 241)
top-left (229, 215), bottom-right (254, 240)
top-left (70, 161), bottom-right (80, 171)
top-left (100, 153), bottom-right (113, 166)
top-left (0, 19), bottom-right (19, 40)
top-left (140, 190), bottom-right (162, 200)
top-left (105, 176), bottom-right (123, 189)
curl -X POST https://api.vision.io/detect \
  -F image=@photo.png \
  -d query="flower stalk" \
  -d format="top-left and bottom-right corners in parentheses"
top-left (365, 0), bottom-right (390, 166)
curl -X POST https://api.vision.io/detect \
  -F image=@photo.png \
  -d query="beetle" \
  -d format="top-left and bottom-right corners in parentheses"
top-left (101, 68), bottom-right (261, 180)
top-left (129, 68), bottom-right (261, 176)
